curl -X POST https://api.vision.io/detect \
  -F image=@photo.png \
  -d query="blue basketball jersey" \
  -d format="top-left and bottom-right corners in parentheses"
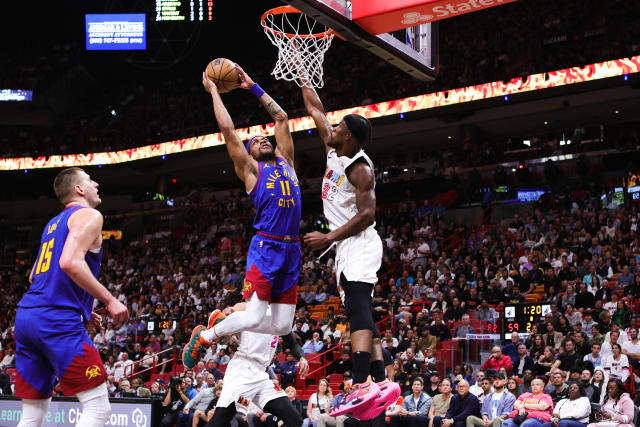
top-left (250, 157), bottom-right (301, 236)
top-left (18, 206), bottom-right (101, 322)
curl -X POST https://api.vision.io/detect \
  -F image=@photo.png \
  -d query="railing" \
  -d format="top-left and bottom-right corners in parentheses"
top-left (305, 314), bottom-right (394, 380)
top-left (124, 347), bottom-right (179, 380)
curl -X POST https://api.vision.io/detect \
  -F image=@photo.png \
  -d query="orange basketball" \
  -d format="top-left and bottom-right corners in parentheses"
top-left (206, 58), bottom-right (240, 93)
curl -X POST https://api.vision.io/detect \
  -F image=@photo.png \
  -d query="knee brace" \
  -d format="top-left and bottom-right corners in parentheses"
top-left (342, 280), bottom-right (378, 334)
top-left (75, 383), bottom-right (111, 427)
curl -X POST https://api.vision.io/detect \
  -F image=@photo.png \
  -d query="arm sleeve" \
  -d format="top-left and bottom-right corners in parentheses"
top-left (283, 331), bottom-right (305, 360)
top-left (266, 366), bottom-right (278, 380)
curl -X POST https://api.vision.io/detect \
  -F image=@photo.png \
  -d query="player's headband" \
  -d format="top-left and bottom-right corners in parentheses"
top-left (246, 135), bottom-right (275, 154)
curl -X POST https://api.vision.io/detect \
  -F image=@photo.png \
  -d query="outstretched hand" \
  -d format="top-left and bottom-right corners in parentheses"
top-left (202, 70), bottom-right (219, 95)
top-left (235, 65), bottom-right (255, 90)
top-left (303, 231), bottom-right (331, 250)
top-left (297, 357), bottom-right (309, 379)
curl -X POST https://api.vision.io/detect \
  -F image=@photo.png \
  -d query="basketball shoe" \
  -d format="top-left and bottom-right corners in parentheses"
top-left (182, 310), bottom-right (227, 369)
top-left (352, 379), bottom-right (401, 420)
top-left (329, 380), bottom-right (380, 418)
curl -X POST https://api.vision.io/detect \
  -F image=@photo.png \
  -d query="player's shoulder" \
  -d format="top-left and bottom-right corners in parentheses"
top-left (69, 207), bottom-right (103, 225)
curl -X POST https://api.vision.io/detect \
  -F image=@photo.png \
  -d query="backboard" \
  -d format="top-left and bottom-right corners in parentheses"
top-left (281, 0), bottom-right (438, 81)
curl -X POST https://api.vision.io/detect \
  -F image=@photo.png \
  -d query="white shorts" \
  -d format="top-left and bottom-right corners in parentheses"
top-left (335, 228), bottom-right (382, 302)
top-left (216, 358), bottom-right (286, 415)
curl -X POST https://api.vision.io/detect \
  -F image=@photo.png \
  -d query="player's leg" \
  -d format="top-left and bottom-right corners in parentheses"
top-left (14, 308), bottom-right (57, 427)
top-left (203, 403), bottom-right (237, 427)
top-left (330, 276), bottom-right (380, 417)
top-left (263, 396), bottom-right (303, 427)
top-left (17, 399), bottom-right (52, 427)
top-left (75, 383), bottom-right (111, 427)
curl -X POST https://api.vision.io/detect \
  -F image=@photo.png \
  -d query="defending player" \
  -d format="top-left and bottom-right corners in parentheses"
top-left (183, 66), bottom-right (301, 369)
top-left (300, 84), bottom-right (400, 419)
top-left (15, 167), bottom-right (129, 427)
top-left (203, 302), bottom-right (306, 427)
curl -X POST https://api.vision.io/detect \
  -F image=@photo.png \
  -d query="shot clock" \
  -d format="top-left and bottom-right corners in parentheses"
top-left (503, 303), bottom-right (551, 339)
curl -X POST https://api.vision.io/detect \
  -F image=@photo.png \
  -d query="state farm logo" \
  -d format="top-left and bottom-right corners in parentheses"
top-left (402, 12), bottom-right (434, 25)
top-left (431, 0), bottom-right (508, 18)
top-left (399, 0), bottom-right (511, 26)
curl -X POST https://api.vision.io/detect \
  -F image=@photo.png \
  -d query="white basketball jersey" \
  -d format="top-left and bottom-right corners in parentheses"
top-left (234, 331), bottom-right (278, 371)
top-left (322, 149), bottom-right (383, 286)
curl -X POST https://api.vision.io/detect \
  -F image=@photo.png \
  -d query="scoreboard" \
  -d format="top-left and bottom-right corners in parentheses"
top-left (155, 0), bottom-right (213, 21)
top-left (503, 302), bottom-right (551, 339)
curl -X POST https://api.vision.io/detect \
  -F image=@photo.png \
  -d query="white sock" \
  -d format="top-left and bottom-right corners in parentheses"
top-left (200, 294), bottom-right (295, 341)
top-left (18, 398), bottom-right (51, 427)
top-left (75, 383), bottom-right (111, 427)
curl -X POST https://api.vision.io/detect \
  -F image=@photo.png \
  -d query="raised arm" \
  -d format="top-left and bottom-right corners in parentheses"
top-left (202, 71), bottom-right (258, 192)
top-left (301, 86), bottom-right (332, 153)
top-left (236, 66), bottom-right (295, 168)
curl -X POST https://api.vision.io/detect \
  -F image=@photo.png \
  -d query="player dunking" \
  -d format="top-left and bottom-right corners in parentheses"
top-left (203, 302), bottom-right (305, 427)
top-left (183, 66), bottom-right (301, 369)
top-left (15, 167), bottom-right (129, 427)
top-left (301, 85), bottom-right (400, 419)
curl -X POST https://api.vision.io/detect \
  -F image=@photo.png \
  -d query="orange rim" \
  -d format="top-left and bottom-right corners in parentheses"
top-left (261, 5), bottom-right (336, 40)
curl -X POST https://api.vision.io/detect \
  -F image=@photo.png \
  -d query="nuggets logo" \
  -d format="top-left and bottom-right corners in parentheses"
top-left (243, 281), bottom-right (252, 293)
top-left (237, 396), bottom-right (249, 406)
top-left (85, 365), bottom-right (102, 380)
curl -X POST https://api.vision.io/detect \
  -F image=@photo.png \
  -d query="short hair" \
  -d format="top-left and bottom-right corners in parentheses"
top-left (53, 167), bottom-right (85, 204)
top-left (412, 377), bottom-right (424, 386)
top-left (285, 386), bottom-right (296, 394)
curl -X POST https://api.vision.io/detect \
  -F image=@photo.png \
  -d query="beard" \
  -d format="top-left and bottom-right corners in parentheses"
top-left (255, 149), bottom-right (276, 162)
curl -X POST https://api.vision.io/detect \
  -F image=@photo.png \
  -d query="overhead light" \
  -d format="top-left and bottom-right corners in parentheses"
top-left (111, 109), bottom-right (117, 116)
top-left (511, 168), bottom-right (516, 172)
top-left (615, 110), bottom-right (620, 114)
top-left (523, 140), bottom-right (531, 147)
top-left (403, 168), bottom-right (408, 172)
top-left (447, 135), bottom-right (452, 139)
top-left (544, 121), bottom-right (548, 125)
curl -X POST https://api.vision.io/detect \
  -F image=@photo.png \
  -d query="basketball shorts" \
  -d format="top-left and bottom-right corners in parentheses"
top-left (243, 234), bottom-right (301, 304)
top-left (216, 358), bottom-right (286, 414)
top-left (14, 307), bottom-right (106, 399)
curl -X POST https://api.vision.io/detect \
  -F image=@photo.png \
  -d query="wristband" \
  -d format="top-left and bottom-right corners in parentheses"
top-left (250, 83), bottom-right (265, 98)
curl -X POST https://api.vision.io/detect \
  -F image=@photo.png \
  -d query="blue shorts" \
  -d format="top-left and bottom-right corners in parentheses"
top-left (243, 234), bottom-right (301, 304)
top-left (14, 307), bottom-right (106, 398)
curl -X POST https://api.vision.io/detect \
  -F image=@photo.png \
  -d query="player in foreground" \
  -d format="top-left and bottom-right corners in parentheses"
top-left (15, 167), bottom-right (129, 427)
top-left (203, 301), bottom-right (307, 427)
top-left (301, 84), bottom-right (400, 420)
top-left (183, 65), bottom-right (302, 369)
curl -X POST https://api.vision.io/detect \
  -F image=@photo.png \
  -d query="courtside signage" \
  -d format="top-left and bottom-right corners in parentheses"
top-left (85, 14), bottom-right (146, 51)
top-left (352, 0), bottom-right (518, 34)
top-left (0, 398), bottom-right (150, 426)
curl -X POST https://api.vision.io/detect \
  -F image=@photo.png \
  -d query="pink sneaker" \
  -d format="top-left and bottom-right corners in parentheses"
top-left (352, 379), bottom-right (401, 420)
top-left (329, 380), bottom-right (380, 418)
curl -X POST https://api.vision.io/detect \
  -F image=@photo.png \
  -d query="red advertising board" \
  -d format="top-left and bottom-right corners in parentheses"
top-left (352, 0), bottom-right (518, 34)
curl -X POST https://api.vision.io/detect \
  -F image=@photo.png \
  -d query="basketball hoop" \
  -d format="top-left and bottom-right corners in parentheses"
top-left (261, 6), bottom-right (335, 89)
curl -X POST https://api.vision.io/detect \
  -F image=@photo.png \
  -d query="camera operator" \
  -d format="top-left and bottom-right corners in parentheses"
top-left (161, 377), bottom-right (191, 427)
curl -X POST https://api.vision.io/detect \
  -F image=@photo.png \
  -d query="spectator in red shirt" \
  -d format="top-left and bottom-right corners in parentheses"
top-left (482, 346), bottom-right (513, 375)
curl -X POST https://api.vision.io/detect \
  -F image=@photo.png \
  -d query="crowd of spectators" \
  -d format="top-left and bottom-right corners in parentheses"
top-left (2, 0), bottom-right (639, 159)
top-left (1, 157), bottom-right (640, 426)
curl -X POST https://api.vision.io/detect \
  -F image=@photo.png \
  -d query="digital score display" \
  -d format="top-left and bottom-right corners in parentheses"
top-left (503, 303), bottom-right (551, 339)
top-left (155, 0), bottom-right (213, 21)
top-left (147, 320), bottom-right (177, 332)
top-left (85, 14), bottom-right (146, 51)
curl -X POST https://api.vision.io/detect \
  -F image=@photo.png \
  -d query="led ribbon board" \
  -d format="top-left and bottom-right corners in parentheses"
top-left (1, 56), bottom-right (638, 170)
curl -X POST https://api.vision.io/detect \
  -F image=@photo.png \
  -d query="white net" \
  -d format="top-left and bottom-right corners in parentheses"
top-left (262, 8), bottom-right (334, 89)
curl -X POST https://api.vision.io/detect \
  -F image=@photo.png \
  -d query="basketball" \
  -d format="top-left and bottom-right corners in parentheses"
top-left (206, 58), bottom-right (240, 93)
